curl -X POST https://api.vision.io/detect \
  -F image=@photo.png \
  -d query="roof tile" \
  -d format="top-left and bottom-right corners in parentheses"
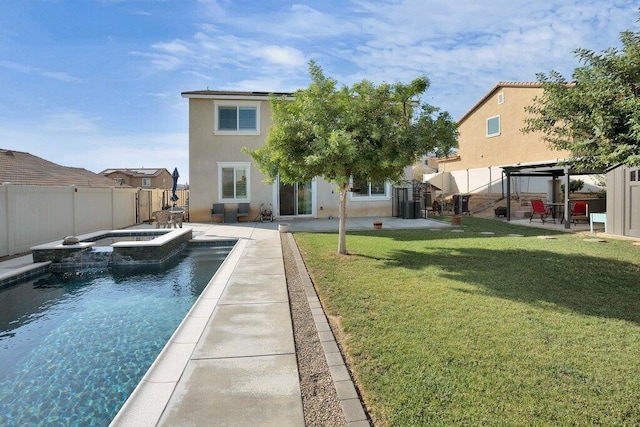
top-left (0, 149), bottom-right (127, 187)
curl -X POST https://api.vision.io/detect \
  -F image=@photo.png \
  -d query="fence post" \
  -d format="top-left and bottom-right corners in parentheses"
top-left (3, 184), bottom-right (12, 256)
top-left (111, 187), bottom-right (116, 230)
top-left (70, 185), bottom-right (77, 237)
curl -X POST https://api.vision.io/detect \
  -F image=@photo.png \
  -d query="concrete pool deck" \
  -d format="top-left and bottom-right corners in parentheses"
top-left (112, 218), bottom-right (451, 426)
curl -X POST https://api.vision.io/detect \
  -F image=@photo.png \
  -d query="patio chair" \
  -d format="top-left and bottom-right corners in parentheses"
top-left (570, 201), bottom-right (589, 224)
top-left (237, 203), bottom-right (250, 222)
top-left (530, 199), bottom-right (554, 224)
top-left (211, 203), bottom-right (224, 222)
top-left (169, 209), bottom-right (184, 228)
top-left (152, 210), bottom-right (174, 229)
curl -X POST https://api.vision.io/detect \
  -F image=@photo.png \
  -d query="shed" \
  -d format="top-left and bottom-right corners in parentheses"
top-left (606, 164), bottom-right (640, 238)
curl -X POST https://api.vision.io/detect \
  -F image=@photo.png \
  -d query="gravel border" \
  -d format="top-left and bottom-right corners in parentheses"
top-left (281, 233), bottom-right (371, 426)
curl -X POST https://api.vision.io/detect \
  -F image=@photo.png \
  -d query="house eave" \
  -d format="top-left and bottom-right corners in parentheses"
top-left (181, 91), bottom-right (293, 101)
top-left (457, 82), bottom-right (542, 124)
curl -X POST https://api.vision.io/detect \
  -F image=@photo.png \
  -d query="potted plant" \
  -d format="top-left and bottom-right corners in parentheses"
top-left (278, 223), bottom-right (290, 233)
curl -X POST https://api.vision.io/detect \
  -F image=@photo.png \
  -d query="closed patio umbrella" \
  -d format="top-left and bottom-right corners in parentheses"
top-left (171, 167), bottom-right (179, 205)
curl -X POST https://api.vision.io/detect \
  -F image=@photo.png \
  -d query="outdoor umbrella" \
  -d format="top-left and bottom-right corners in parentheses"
top-left (171, 167), bottom-right (179, 204)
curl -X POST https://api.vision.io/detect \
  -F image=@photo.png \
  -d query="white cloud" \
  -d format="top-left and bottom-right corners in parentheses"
top-left (152, 40), bottom-right (193, 55)
top-left (137, 0), bottom-right (639, 120)
top-left (42, 112), bottom-right (102, 133)
top-left (131, 51), bottom-right (184, 71)
top-left (0, 60), bottom-right (80, 82)
top-left (259, 45), bottom-right (306, 67)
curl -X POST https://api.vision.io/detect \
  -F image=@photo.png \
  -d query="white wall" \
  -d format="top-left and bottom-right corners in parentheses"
top-left (0, 184), bottom-right (138, 257)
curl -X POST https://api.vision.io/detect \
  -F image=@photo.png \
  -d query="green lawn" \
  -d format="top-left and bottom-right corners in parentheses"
top-left (294, 217), bottom-right (640, 426)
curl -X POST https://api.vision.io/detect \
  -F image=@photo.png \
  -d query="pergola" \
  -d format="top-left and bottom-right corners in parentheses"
top-left (502, 160), bottom-right (603, 229)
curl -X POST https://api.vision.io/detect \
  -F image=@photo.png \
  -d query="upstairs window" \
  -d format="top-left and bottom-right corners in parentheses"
top-left (486, 115), bottom-right (500, 137)
top-left (215, 102), bottom-right (259, 134)
top-left (141, 178), bottom-right (151, 187)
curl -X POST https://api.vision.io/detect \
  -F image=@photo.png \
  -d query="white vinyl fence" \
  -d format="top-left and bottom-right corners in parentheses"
top-left (0, 184), bottom-right (139, 257)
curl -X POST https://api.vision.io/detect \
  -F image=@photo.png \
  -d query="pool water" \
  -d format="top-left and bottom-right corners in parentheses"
top-left (0, 246), bottom-right (232, 426)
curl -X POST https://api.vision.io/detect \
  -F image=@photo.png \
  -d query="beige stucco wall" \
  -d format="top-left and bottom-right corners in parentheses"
top-left (449, 86), bottom-right (570, 171)
top-left (188, 97), bottom-right (273, 222)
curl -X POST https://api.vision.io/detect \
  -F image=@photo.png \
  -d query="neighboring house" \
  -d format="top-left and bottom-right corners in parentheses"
top-left (101, 168), bottom-right (173, 189)
top-left (435, 82), bottom-right (575, 196)
top-left (181, 90), bottom-right (411, 222)
top-left (0, 149), bottom-right (123, 187)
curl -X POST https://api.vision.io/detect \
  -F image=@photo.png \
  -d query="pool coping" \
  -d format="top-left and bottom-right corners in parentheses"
top-left (29, 228), bottom-right (188, 251)
top-left (0, 257), bottom-right (51, 289)
top-left (30, 228), bottom-right (195, 268)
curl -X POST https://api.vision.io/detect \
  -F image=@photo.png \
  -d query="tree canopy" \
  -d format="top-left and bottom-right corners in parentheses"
top-left (523, 21), bottom-right (640, 170)
top-left (246, 62), bottom-right (457, 254)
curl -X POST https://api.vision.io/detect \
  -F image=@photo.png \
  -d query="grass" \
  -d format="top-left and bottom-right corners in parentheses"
top-left (294, 217), bottom-right (640, 426)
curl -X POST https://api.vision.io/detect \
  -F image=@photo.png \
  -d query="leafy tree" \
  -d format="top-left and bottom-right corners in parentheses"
top-left (246, 62), bottom-right (457, 254)
top-left (522, 20), bottom-right (640, 170)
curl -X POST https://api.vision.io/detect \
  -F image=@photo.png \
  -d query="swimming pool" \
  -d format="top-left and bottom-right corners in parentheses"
top-left (0, 246), bottom-right (233, 426)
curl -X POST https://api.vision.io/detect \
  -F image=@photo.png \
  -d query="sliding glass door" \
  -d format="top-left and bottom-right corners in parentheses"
top-left (278, 181), bottom-right (313, 216)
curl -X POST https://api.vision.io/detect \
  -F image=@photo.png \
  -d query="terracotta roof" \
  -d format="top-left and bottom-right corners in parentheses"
top-left (0, 149), bottom-right (126, 187)
top-left (101, 168), bottom-right (168, 178)
top-left (457, 82), bottom-right (542, 124)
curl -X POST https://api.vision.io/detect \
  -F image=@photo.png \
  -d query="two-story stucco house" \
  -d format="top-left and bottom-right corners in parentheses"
top-left (438, 82), bottom-right (572, 195)
top-left (101, 168), bottom-right (173, 189)
top-left (182, 90), bottom-right (410, 223)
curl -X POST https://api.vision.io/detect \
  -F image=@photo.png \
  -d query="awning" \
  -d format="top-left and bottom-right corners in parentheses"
top-left (502, 160), bottom-right (604, 229)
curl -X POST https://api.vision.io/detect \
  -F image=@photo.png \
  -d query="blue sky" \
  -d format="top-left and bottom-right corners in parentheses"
top-left (1, 0), bottom-right (638, 184)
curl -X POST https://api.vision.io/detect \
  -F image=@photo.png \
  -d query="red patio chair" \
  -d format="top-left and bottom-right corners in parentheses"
top-left (570, 201), bottom-right (589, 224)
top-left (530, 199), bottom-right (554, 224)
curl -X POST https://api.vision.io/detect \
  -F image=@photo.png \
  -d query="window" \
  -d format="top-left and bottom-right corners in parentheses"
top-left (218, 163), bottom-right (250, 201)
top-left (142, 178), bottom-right (151, 187)
top-left (498, 92), bottom-right (504, 104)
top-left (486, 115), bottom-right (500, 137)
top-left (351, 178), bottom-right (389, 199)
top-left (214, 102), bottom-right (259, 134)
top-left (631, 170), bottom-right (637, 182)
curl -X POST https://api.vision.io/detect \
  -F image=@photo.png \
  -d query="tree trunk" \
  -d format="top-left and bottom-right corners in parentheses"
top-left (337, 184), bottom-right (348, 255)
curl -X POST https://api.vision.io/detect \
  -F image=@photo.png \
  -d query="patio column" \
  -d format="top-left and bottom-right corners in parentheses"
top-left (505, 170), bottom-right (511, 221)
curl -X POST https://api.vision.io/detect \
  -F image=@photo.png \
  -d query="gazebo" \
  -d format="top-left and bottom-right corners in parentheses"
top-left (502, 160), bottom-right (604, 229)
